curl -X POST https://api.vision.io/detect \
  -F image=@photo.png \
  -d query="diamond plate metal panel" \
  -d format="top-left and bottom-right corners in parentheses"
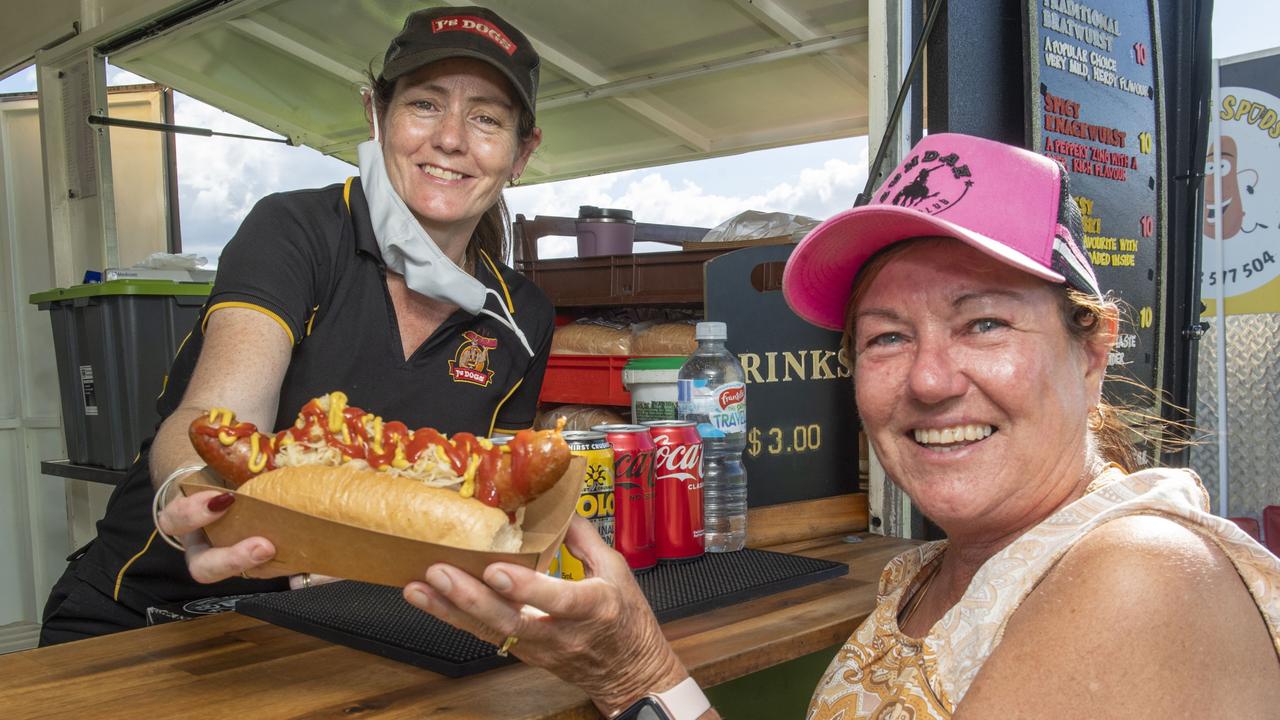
top-left (1190, 314), bottom-right (1280, 520)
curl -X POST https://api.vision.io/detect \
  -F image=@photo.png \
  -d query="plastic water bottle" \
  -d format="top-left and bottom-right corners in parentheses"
top-left (677, 322), bottom-right (748, 552)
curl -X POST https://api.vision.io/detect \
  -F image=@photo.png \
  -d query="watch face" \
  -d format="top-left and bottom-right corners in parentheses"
top-left (615, 698), bottom-right (670, 720)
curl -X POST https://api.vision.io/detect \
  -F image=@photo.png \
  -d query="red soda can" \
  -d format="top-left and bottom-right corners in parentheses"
top-left (592, 424), bottom-right (656, 571)
top-left (643, 420), bottom-right (704, 561)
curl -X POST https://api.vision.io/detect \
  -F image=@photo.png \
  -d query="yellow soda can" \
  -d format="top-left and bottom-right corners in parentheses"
top-left (560, 430), bottom-right (614, 580)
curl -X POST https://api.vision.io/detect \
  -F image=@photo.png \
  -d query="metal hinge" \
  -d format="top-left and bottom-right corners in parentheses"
top-left (1183, 321), bottom-right (1210, 340)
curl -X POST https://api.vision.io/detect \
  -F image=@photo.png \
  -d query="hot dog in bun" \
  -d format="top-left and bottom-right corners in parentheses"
top-left (188, 392), bottom-right (572, 551)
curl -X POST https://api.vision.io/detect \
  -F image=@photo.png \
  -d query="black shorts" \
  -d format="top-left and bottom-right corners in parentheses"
top-left (39, 564), bottom-right (145, 646)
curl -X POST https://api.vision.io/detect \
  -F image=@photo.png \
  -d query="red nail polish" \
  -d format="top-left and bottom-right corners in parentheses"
top-left (207, 492), bottom-right (235, 513)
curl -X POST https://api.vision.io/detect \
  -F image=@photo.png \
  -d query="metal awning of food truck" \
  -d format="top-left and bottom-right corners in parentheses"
top-left (3, 0), bottom-right (872, 184)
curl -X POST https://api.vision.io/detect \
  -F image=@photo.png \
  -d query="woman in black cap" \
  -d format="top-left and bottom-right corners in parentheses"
top-left (40, 6), bottom-right (551, 645)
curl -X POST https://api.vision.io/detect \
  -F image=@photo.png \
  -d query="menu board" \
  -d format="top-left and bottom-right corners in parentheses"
top-left (1026, 0), bottom-right (1166, 403)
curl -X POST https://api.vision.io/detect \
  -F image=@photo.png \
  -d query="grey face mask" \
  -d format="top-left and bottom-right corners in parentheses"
top-left (358, 97), bottom-right (532, 356)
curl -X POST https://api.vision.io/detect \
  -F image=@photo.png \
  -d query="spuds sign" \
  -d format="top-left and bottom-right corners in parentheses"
top-left (1204, 50), bottom-right (1280, 316)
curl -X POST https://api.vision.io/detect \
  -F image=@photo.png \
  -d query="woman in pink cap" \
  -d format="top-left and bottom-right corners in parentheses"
top-left (406, 134), bottom-right (1280, 719)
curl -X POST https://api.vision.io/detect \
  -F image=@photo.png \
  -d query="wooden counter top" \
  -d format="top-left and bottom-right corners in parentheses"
top-left (0, 533), bottom-right (916, 719)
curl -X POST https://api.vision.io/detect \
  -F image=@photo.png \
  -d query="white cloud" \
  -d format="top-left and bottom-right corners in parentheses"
top-left (161, 89), bottom-right (867, 265)
top-left (172, 93), bottom-right (351, 264)
top-left (506, 171), bottom-right (634, 217)
top-left (106, 68), bottom-right (150, 86)
top-left (505, 144), bottom-right (867, 258)
top-left (0, 67), bottom-right (37, 93)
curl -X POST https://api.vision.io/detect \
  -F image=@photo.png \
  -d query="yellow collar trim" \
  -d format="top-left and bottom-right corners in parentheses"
top-left (478, 249), bottom-right (514, 313)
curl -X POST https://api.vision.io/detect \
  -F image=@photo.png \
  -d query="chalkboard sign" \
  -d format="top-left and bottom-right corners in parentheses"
top-left (704, 244), bottom-right (858, 508)
top-left (1025, 0), bottom-right (1167, 409)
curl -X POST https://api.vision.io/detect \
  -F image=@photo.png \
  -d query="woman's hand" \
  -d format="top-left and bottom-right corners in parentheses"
top-left (149, 307), bottom-right (296, 585)
top-left (155, 486), bottom-right (279, 583)
top-left (404, 516), bottom-right (689, 715)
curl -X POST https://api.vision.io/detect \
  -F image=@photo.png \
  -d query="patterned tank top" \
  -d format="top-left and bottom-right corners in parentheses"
top-left (807, 467), bottom-right (1280, 719)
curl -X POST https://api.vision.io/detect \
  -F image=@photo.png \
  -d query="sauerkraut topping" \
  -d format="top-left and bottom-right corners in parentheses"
top-left (200, 392), bottom-right (547, 508)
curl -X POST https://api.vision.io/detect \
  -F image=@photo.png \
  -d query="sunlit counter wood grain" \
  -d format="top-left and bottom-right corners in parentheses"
top-left (0, 495), bottom-right (916, 719)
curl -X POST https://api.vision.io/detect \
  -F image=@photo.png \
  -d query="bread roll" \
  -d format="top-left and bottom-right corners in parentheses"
top-left (237, 466), bottom-right (521, 552)
top-left (552, 322), bottom-right (632, 355)
top-left (632, 322), bottom-right (697, 355)
top-left (536, 405), bottom-right (628, 431)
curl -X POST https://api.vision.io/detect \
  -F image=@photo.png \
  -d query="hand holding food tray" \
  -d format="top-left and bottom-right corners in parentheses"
top-left (178, 392), bottom-right (583, 586)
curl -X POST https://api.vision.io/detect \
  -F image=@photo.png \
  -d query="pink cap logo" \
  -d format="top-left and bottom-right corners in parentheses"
top-left (877, 148), bottom-right (976, 217)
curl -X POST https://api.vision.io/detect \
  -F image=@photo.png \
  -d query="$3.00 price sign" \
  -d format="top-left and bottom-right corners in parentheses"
top-left (747, 423), bottom-right (824, 458)
top-left (705, 245), bottom-right (859, 507)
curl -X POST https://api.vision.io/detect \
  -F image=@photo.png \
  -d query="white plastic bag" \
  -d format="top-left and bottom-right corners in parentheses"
top-left (700, 210), bottom-right (821, 244)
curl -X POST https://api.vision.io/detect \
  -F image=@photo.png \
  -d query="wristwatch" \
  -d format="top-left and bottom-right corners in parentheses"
top-left (610, 677), bottom-right (711, 720)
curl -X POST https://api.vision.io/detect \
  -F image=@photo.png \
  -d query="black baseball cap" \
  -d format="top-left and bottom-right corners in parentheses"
top-left (381, 6), bottom-right (540, 118)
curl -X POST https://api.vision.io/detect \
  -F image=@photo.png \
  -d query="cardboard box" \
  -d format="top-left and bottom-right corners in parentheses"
top-left (181, 456), bottom-right (586, 586)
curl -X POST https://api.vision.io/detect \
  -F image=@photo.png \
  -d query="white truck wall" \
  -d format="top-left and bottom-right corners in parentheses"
top-left (110, 87), bottom-right (170, 267)
top-left (0, 85), bottom-right (167, 643)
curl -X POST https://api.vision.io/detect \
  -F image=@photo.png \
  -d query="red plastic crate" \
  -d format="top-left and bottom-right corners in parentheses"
top-left (1264, 506), bottom-right (1280, 557)
top-left (1229, 517), bottom-right (1261, 542)
top-left (540, 355), bottom-right (632, 406)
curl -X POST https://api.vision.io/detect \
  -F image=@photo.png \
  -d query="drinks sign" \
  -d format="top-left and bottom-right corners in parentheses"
top-left (705, 245), bottom-right (857, 507)
top-left (1026, 0), bottom-right (1167, 404)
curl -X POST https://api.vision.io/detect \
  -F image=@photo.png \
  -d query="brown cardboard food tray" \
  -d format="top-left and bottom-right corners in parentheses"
top-left (180, 456), bottom-right (585, 586)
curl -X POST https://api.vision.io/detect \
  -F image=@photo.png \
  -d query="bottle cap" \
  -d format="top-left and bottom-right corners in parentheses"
top-left (695, 321), bottom-right (727, 340)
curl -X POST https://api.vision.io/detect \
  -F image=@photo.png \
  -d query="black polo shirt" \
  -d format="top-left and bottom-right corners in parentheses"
top-left (63, 178), bottom-right (554, 619)
top-left (187, 177), bottom-right (552, 435)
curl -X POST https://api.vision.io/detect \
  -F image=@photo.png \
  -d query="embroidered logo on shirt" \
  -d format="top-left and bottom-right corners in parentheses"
top-left (449, 331), bottom-right (497, 386)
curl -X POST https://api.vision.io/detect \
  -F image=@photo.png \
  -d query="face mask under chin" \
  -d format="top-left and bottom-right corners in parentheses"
top-left (357, 98), bottom-right (532, 356)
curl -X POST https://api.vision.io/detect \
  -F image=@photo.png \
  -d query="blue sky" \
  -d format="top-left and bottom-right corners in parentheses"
top-left (0, 0), bottom-right (1274, 265)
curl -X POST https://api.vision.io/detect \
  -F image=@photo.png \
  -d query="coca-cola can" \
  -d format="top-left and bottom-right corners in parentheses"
top-left (592, 424), bottom-right (656, 571)
top-left (643, 420), bottom-right (704, 561)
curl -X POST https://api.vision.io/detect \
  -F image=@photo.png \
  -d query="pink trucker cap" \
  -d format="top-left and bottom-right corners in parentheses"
top-left (782, 133), bottom-right (1102, 331)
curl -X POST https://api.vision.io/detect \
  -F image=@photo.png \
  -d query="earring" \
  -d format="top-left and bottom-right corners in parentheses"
top-left (509, 174), bottom-right (520, 187)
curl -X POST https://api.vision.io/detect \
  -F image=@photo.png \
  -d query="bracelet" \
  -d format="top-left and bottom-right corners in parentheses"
top-left (152, 464), bottom-right (208, 551)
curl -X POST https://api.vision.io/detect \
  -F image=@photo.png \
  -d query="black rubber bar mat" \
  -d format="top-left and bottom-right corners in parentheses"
top-left (236, 548), bottom-right (847, 677)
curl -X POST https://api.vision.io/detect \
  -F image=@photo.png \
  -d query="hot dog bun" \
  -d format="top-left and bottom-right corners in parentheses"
top-left (236, 465), bottom-right (522, 552)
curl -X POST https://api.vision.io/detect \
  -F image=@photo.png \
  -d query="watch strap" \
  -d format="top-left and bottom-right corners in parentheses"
top-left (654, 677), bottom-right (710, 720)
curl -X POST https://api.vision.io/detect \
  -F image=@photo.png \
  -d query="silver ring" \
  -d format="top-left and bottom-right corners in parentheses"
top-left (300, 573), bottom-right (312, 589)
top-left (151, 464), bottom-right (207, 551)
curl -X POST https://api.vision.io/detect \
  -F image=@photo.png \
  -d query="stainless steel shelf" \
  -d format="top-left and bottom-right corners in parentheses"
top-left (41, 460), bottom-right (129, 486)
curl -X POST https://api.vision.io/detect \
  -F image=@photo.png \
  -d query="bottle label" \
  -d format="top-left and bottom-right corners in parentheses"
top-left (678, 379), bottom-right (747, 438)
